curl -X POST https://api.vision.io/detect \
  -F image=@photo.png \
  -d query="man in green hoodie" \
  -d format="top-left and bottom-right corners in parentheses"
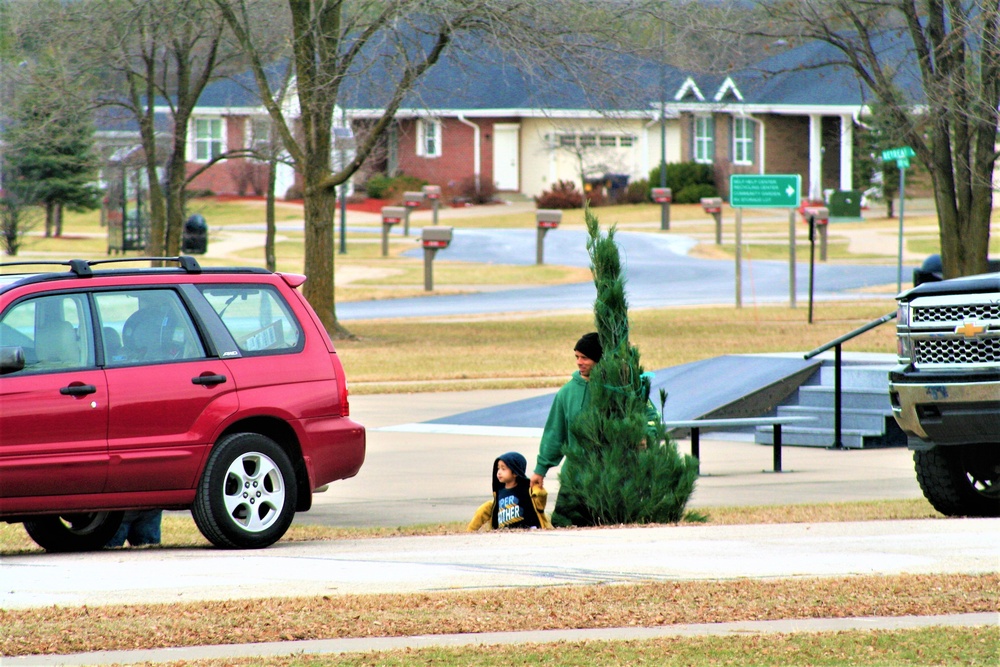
top-left (529, 333), bottom-right (601, 504)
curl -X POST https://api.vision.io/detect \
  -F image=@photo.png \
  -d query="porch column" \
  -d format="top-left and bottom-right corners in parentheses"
top-left (809, 114), bottom-right (823, 200)
top-left (840, 115), bottom-right (853, 191)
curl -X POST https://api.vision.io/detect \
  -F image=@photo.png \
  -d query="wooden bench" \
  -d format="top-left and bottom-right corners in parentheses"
top-left (660, 416), bottom-right (817, 473)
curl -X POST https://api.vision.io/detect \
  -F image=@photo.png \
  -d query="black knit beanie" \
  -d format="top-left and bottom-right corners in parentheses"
top-left (574, 332), bottom-right (602, 362)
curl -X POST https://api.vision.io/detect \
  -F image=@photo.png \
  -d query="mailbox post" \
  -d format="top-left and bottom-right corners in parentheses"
top-left (422, 185), bottom-right (442, 225)
top-left (380, 206), bottom-right (405, 257)
top-left (803, 206), bottom-right (829, 324)
top-left (652, 187), bottom-right (672, 231)
top-left (421, 226), bottom-right (453, 291)
top-left (535, 209), bottom-right (562, 265)
top-left (401, 191), bottom-right (425, 237)
top-left (701, 197), bottom-right (724, 244)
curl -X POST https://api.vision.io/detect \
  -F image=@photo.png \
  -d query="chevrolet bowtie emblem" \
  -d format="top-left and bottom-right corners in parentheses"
top-left (955, 320), bottom-right (986, 337)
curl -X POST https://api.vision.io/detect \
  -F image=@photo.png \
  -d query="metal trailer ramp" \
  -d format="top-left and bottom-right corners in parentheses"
top-left (427, 354), bottom-right (823, 434)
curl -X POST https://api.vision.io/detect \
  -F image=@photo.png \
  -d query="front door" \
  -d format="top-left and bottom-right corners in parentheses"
top-left (493, 124), bottom-right (520, 191)
top-left (0, 292), bottom-right (109, 498)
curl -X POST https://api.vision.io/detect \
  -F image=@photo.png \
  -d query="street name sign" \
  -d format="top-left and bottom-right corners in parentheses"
top-left (730, 174), bottom-right (801, 208)
top-left (882, 146), bottom-right (916, 169)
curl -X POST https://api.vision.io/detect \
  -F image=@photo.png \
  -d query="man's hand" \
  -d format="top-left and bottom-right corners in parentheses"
top-left (530, 473), bottom-right (544, 488)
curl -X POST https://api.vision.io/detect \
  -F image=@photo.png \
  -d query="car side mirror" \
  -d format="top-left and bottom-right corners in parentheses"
top-left (0, 346), bottom-right (26, 374)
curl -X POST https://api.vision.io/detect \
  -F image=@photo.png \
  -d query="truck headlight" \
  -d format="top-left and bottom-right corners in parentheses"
top-left (896, 301), bottom-right (910, 327)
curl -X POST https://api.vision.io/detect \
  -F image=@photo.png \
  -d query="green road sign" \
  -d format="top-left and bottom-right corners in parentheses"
top-left (729, 174), bottom-right (801, 208)
top-left (881, 146), bottom-right (915, 161)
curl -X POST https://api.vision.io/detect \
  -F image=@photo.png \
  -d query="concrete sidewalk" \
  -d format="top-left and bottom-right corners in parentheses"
top-left (5, 613), bottom-right (995, 666)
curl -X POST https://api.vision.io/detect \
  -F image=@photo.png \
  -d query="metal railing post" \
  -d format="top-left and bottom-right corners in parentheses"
top-left (834, 343), bottom-right (843, 448)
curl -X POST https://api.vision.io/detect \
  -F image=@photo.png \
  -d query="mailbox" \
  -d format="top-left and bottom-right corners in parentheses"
top-left (536, 209), bottom-right (562, 229)
top-left (803, 206), bottom-right (829, 225)
top-left (700, 197), bottom-right (723, 214)
top-left (381, 206), bottom-right (406, 225)
top-left (403, 191), bottom-right (425, 208)
top-left (422, 185), bottom-right (442, 200)
top-left (421, 226), bottom-right (453, 249)
top-left (652, 187), bottom-right (672, 203)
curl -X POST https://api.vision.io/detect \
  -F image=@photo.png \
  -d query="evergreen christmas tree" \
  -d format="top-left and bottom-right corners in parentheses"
top-left (555, 208), bottom-right (699, 526)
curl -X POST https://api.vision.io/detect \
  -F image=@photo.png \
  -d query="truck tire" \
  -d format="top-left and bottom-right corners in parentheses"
top-left (192, 432), bottom-right (297, 549)
top-left (913, 444), bottom-right (1000, 517)
top-left (23, 511), bottom-right (125, 552)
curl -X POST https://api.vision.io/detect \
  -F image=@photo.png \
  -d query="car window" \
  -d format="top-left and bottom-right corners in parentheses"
top-left (198, 285), bottom-right (302, 354)
top-left (0, 293), bottom-right (94, 374)
top-left (94, 289), bottom-right (206, 365)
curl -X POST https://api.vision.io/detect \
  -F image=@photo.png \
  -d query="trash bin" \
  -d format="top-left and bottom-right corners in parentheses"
top-left (182, 214), bottom-right (208, 255)
top-left (605, 173), bottom-right (630, 201)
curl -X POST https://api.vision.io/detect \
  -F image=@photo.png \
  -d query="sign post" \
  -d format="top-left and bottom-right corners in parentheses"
top-left (729, 175), bottom-right (802, 309)
top-left (881, 146), bottom-right (916, 293)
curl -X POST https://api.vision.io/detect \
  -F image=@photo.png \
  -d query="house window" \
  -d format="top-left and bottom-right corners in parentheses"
top-left (559, 134), bottom-right (576, 148)
top-left (733, 117), bottom-right (754, 165)
top-left (579, 134), bottom-right (596, 148)
top-left (619, 135), bottom-right (636, 147)
top-left (194, 118), bottom-right (223, 162)
top-left (599, 135), bottom-right (617, 147)
top-left (694, 116), bottom-right (714, 163)
top-left (417, 118), bottom-right (441, 158)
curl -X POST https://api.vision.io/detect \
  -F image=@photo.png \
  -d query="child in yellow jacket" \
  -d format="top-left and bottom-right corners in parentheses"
top-left (468, 451), bottom-right (553, 530)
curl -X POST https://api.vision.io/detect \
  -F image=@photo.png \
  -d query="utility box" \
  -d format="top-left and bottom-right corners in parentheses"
top-left (402, 191), bottom-right (425, 208)
top-left (828, 190), bottom-right (862, 220)
top-left (381, 206), bottom-right (406, 226)
top-left (700, 197), bottom-right (723, 213)
top-left (421, 226), bottom-right (453, 249)
top-left (536, 209), bottom-right (562, 229)
top-left (652, 187), bottom-right (672, 203)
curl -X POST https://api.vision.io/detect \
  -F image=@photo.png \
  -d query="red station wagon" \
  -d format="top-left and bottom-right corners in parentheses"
top-left (0, 256), bottom-right (365, 551)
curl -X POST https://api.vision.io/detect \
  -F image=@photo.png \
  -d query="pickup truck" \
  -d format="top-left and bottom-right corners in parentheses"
top-left (888, 271), bottom-right (999, 517)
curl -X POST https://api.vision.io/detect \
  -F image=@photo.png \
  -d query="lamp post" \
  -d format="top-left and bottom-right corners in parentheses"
top-left (333, 125), bottom-right (356, 255)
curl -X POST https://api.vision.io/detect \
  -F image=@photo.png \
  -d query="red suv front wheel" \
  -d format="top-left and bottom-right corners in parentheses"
top-left (192, 433), bottom-right (297, 548)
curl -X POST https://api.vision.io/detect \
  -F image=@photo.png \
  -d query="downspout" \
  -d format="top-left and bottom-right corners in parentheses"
top-left (457, 114), bottom-right (481, 193)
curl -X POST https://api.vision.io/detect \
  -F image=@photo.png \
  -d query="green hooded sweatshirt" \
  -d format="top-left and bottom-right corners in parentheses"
top-left (533, 371), bottom-right (590, 477)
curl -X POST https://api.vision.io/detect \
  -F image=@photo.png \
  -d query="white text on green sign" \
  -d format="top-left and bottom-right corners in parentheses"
top-left (881, 146), bottom-right (915, 161)
top-left (729, 175), bottom-right (801, 208)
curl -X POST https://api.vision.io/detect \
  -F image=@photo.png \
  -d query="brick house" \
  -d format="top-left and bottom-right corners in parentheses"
top-left (173, 38), bottom-right (935, 203)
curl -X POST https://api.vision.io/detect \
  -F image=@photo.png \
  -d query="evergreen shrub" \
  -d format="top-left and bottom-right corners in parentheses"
top-left (554, 207), bottom-right (699, 526)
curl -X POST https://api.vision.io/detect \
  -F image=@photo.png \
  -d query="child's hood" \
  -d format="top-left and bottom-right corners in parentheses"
top-left (493, 451), bottom-right (529, 491)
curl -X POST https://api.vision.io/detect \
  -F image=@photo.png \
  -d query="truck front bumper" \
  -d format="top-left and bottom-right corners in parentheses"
top-left (888, 377), bottom-right (1000, 446)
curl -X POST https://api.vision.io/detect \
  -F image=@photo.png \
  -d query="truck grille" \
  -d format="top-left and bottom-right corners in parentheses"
top-left (913, 302), bottom-right (1000, 323)
top-left (915, 337), bottom-right (1000, 365)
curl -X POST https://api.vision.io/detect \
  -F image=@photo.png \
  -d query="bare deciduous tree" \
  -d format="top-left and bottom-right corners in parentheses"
top-left (214, 0), bottom-right (635, 337)
top-left (696, 0), bottom-right (998, 278)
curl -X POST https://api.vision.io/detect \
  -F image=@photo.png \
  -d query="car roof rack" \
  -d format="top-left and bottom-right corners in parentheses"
top-left (0, 256), bottom-right (202, 277)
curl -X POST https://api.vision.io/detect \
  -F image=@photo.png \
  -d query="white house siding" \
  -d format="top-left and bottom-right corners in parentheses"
top-left (518, 117), bottom-right (672, 198)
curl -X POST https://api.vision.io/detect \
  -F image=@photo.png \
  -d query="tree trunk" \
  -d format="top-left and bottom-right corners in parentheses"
top-left (44, 202), bottom-right (54, 238)
top-left (301, 169), bottom-right (350, 338)
top-left (265, 157), bottom-right (276, 272)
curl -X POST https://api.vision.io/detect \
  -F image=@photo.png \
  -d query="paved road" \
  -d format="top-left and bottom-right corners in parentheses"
top-left (339, 227), bottom-right (905, 319)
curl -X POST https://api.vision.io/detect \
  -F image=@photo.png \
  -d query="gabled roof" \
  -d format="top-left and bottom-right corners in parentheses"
top-left (669, 31), bottom-right (924, 112)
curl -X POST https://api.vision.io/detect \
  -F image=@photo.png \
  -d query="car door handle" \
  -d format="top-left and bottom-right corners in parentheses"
top-left (60, 384), bottom-right (97, 396)
top-left (192, 374), bottom-right (227, 386)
